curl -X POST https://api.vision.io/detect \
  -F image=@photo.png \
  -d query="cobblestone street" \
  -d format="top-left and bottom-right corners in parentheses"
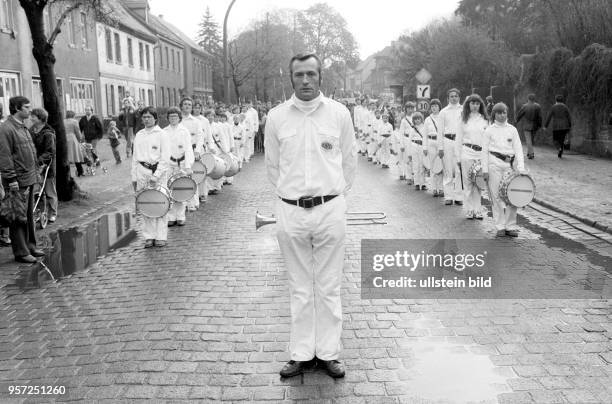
top-left (1, 154), bottom-right (611, 403)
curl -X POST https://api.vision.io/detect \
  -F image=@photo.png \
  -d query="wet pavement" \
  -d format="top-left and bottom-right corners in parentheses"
top-left (0, 153), bottom-right (611, 403)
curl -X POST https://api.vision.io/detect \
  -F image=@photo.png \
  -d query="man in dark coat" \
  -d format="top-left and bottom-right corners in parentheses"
top-left (544, 94), bottom-right (572, 158)
top-left (118, 99), bottom-right (136, 158)
top-left (78, 106), bottom-right (103, 165)
top-left (515, 93), bottom-right (542, 159)
top-left (0, 96), bottom-right (45, 263)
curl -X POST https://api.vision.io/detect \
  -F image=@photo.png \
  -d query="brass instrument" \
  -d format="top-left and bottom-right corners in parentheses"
top-left (256, 211), bottom-right (387, 230)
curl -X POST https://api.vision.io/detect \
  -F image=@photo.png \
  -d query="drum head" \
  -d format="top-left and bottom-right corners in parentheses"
top-left (506, 175), bottom-right (536, 207)
top-left (169, 176), bottom-right (197, 202)
top-left (136, 188), bottom-right (171, 218)
top-left (192, 161), bottom-right (207, 184)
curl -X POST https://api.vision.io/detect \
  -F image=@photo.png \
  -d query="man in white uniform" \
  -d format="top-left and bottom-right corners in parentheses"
top-left (265, 53), bottom-right (357, 379)
top-left (180, 98), bottom-right (205, 211)
top-left (245, 100), bottom-right (259, 160)
top-left (438, 88), bottom-right (464, 206)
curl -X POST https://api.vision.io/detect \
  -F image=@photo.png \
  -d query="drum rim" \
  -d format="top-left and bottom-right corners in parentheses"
top-left (136, 187), bottom-right (171, 218)
top-left (500, 172), bottom-right (536, 207)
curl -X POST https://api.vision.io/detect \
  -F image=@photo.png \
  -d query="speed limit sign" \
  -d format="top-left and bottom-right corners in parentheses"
top-left (417, 99), bottom-right (430, 112)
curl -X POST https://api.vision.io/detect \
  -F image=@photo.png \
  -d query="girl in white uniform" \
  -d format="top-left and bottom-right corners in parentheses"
top-left (409, 112), bottom-right (426, 190)
top-left (423, 99), bottom-right (443, 197)
top-left (455, 94), bottom-right (489, 219)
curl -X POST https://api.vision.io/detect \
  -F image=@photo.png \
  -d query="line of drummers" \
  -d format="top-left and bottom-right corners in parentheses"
top-left (353, 89), bottom-right (536, 238)
top-left (131, 98), bottom-right (258, 248)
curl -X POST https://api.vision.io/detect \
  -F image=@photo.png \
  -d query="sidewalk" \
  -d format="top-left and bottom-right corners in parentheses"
top-left (526, 145), bottom-right (612, 232)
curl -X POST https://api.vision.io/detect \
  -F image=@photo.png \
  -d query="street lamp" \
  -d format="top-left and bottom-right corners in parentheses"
top-left (223, 0), bottom-right (237, 104)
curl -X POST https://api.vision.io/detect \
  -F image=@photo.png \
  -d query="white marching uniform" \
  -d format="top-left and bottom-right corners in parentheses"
top-left (181, 114), bottom-right (205, 209)
top-left (456, 114), bottom-right (488, 216)
top-left (379, 121), bottom-right (394, 166)
top-left (372, 117), bottom-right (383, 164)
top-left (219, 121), bottom-right (236, 184)
top-left (246, 107), bottom-right (259, 159)
top-left (165, 123), bottom-right (195, 222)
top-left (207, 122), bottom-right (224, 191)
top-left (398, 116), bottom-right (414, 180)
top-left (409, 123), bottom-right (426, 187)
top-left (131, 125), bottom-right (171, 241)
top-left (265, 94), bottom-right (357, 361)
top-left (439, 104), bottom-right (463, 202)
top-left (424, 113), bottom-right (443, 192)
top-left (232, 123), bottom-right (245, 167)
top-left (482, 122), bottom-right (525, 231)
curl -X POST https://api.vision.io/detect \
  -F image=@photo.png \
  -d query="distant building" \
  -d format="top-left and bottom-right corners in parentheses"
top-left (347, 45), bottom-right (405, 101)
top-left (96, 0), bottom-right (157, 116)
top-left (0, 0), bottom-right (101, 115)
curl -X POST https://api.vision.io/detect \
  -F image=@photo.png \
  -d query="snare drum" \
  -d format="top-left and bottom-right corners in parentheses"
top-left (201, 153), bottom-right (227, 180)
top-left (499, 171), bottom-right (536, 207)
top-left (431, 156), bottom-right (443, 175)
top-left (468, 160), bottom-right (486, 191)
top-left (135, 186), bottom-right (171, 218)
top-left (191, 160), bottom-right (207, 184)
top-left (221, 153), bottom-right (240, 177)
top-left (167, 173), bottom-right (197, 202)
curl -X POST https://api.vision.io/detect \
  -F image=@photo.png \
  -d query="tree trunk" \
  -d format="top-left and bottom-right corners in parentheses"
top-left (20, 1), bottom-right (74, 201)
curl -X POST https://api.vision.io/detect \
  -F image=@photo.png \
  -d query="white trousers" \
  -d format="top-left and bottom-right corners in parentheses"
top-left (442, 138), bottom-right (463, 201)
top-left (380, 138), bottom-right (391, 165)
top-left (411, 144), bottom-right (425, 186)
top-left (276, 195), bottom-right (346, 361)
top-left (135, 165), bottom-right (168, 241)
top-left (426, 145), bottom-right (442, 191)
top-left (460, 158), bottom-right (483, 214)
top-left (488, 158), bottom-right (518, 231)
top-left (395, 148), bottom-right (411, 178)
top-left (247, 136), bottom-right (254, 159)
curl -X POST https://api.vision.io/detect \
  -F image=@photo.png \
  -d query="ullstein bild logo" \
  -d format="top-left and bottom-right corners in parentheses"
top-left (360, 239), bottom-right (612, 299)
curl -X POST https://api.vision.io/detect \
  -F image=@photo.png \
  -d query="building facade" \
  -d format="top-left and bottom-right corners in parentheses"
top-left (0, 0), bottom-right (101, 116)
top-left (96, 0), bottom-right (156, 117)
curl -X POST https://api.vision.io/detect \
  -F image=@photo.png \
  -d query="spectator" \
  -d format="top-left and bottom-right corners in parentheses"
top-left (29, 108), bottom-right (57, 223)
top-left (78, 106), bottom-right (103, 165)
top-left (0, 96), bottom-right (45, 263)
top-left (485, 96), bottom-right (495, 122)
top-left (107, 121), bottom-right (122, 164)
top-left (118, 98), bottom-right (136, 158)
top-left (0, 104), bottom-right (10, 246)
top-left (544, 94), bottom-right (572, 158)
top-left (515, 93), bottom-right (542, 159)
top-left (64, 111), bottom-right (86, 177)
top-left (134, 100), bottom-right (146, 134)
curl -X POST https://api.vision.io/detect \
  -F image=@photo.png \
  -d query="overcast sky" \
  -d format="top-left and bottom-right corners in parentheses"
top-left (148, 0), bottom-right (461, 59)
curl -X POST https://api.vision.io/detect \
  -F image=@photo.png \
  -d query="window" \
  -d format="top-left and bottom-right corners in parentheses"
top-left (114, 32), bottom-right (121, 63)
top-left (31, 79), bottom-right (43, 108)
top-left (165, 47), bottom-right (169, 70)
top-left (110, 84), bottom-right (116, 115)
top-left (145, 45), bottom-right (151, 71)
top-left (0, 0), bottom-right (14, 32)
top-left (160, 87), bottom-right (165, 106)
top-left (173, 88), bottom-right (177, 105)
top-left (138, 42), bottom-right (144, 70)
top-left (127, 38), bottom-right (133, 66)
top-left (80, 12), bottom-right (88, 47)
top-left (139, 88), bottom-right (145, 104)
top-left (117, 85), bottom-right (125, 103)
top-left (166, 88), bottom-right (171, 106)
top-left (70, 79), bottom-right (95, 115)
top-left (0, 72), bottom-right (20, 115)
top-left (177, 52), bottom-right (181, 73)
top-left (66, 12), bottom-right (75, 45)
top-left (171, 49), bottom-right (175, 71)
top-left (147, 89), bottom-right (153, 106)
top-left (105, 28), bottom-right (112, 61)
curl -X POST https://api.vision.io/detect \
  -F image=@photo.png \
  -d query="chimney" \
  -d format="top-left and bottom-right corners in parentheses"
top-left (124, 0), bottom-right (150, 23)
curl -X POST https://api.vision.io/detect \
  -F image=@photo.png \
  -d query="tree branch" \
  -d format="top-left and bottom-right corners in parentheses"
top-left (48, 1), bottom-right (83, 45)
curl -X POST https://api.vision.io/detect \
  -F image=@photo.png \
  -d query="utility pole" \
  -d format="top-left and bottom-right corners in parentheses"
top-left (223, 0), bottom-right (237, 104)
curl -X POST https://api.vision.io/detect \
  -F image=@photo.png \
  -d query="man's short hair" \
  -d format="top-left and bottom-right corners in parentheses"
top-left (179, 97), bottom-right (193, 108)
top-left (447, 88), bottom-right (461, 97)
top-left (485, 96), bottom-right (494, 102)
top-left (31, 108), bottom-right (48, 123)
top-left (555, 94), bottom-right (564, 103)
top-left (289, 53), bottom-right (322, 80)
top-left (65, 110), bottom-right (76, 119)
top-left (141, 106), bottom-right (158, 122)
top-left (9, 96), bottom-right (30, 115)
top-left (166, 107), bottom-right (181, 121)
top-left (527, 93), bottom-right (536, 102)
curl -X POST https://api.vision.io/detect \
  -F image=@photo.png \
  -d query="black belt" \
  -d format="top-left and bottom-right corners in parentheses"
top-left (490, 151), bottom-right (515, 165)
top-left (428, 135), bottom-right (437, 140)
top-left (281, 195), bottom-right (338, 209)
top-left (234, 137), bottom-right (242, 140)
top-left (412, 139), bottom-right (422, 145)
top-left (444, 134), bottom-right (456, 141)
top-left (170, 155), bottom-right (185, 164)
top-left (192, 144), bottom-right (196, 150)
top-left (463, 143), bottom-right (482, 151)
top-left (139, 161), bottom-right (158, 173)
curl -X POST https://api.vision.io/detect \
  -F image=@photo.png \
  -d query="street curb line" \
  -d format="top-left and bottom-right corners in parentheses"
top-left (533, 197), bottom-right (611, 236)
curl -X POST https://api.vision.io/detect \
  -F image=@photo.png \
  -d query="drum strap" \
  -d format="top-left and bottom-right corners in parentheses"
top-left (213, 136), bottom-right (223, 151)
top-left (463, 143), bottom-right (482, 151)
top-left (139, 161), bottom-right (158, 173)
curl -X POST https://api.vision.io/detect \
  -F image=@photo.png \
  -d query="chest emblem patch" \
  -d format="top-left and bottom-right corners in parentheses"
top-left (321, 141), bottom-right (333, 151)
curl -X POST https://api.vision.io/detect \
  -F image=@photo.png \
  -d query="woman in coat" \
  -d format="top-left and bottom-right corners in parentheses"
top-left (64, 110), bottom-right (85, 176)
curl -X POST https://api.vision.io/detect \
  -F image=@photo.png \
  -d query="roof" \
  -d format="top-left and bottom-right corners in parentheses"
top-left (105, 0), bottom-right (157, 42)
top-left (153, 17), bottom-right (213, 58)
top-left (134, 13), bottom-right (184, 48)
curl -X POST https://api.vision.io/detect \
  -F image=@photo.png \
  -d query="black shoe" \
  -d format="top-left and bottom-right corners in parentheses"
top-left (15, 255), bottom-right (37, 263)
top-left (454, 200), bottom-right (463, 206)
top-left (319, 360), bottom-right (345, 378)
top-left (30, 248), bottom-right (45, 257)
top-left (167, 221), bottom-right (177, 227)
top-left (445, 200), bottom-right (453, 205)
top-left (279, 360), bottom-right (310, 378)
top-left (415, 185), bottom-right (420, 190)
top-left (505, 229), bottom-right (519, 237)
top-left (144, 239), bottom-right (155, 248)
top-left (558, 149), bottom-right (563, 158)
top-left (421, 185), bottom-right (427, 191)
top-left (177, 220), bottom-right (185, 226)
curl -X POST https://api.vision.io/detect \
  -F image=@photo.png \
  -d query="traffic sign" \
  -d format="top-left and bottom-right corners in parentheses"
top-left (417, 85), bottom-right (431, 99)
top-left (416, 99), bottom-right (430, 112)
top-left (415, 68), bottom-right (432, 84)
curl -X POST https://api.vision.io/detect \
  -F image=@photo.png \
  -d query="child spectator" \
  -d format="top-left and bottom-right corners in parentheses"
top-left (107, 121), bottom-right (122, 164)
